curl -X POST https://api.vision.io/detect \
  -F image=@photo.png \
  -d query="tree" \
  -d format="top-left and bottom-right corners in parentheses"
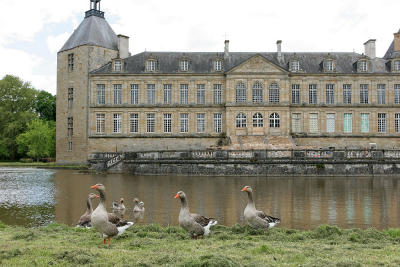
top-left (35, 90), bottom-right (56, 121)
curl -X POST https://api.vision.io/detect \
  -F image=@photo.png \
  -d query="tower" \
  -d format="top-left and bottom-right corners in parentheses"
top-left (56, 0), bottom-right (120, 163)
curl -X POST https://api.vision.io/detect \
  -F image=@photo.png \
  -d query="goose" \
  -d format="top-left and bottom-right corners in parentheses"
top-left (174, 191), bottom-right (217, 239)
top-left (90, 184), bottom-right (133, 244)
top-left (76, 193), bottom-right (99, 227)
top-left (133, 198), bottom-right (145, 222)
top-left (241, 186), bottom-right (280, 229)
top-left (112, 198), bottom-right (126, 211)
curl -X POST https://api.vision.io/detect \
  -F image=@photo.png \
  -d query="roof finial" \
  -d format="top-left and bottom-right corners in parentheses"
top-left (86, 0), bottom-right (104, 18)
top-left (90, 0), bottom-right (101, 11)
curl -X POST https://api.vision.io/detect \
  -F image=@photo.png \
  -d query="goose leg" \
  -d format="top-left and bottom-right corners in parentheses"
top-left (108, 236), bottom-right (111, 245)
top-left (103, 238), bottom-right (106, 245)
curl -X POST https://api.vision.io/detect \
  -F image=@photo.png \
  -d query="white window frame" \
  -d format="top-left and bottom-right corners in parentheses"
top-left (291, 84), bottom-right (300, 104)
top-left (252, 81), bottom-right (263, 103)
top-left (326, 84), bottom-right (335, 104)
top-left (113, 113), bottom-right (122, 133)
top-left (163, 84), bottom-right (172, 104)
top-left (343, 113), bottom-right (352, 133)
top-left (253, 113), bottom-right (264, 128)
top-left (292, 113), bottom-right (302, 133)
top-left (360, 84), bottom-right (369, 104)
top-left (163, 113), bottom-right (172, 133)
top-left (290, 61), bottom-right (300, 71)
top-left (377, 84), bottom-right (386, 104)
top-left (197, 84), bottom-right (205, 105)
top-left (235, 82), bottom-right (247, 103)
top-left (324, 60), bottom-right (334, 71)
top-left (180, 60), bottom-right (189, 71)
top-left (113, 84), bottom-right (122, 105)
top-left (197, 113), bottom-right (205, 133)
top-left (236, 113), bottom-right (247, 128)
top-left (309, 84), bottom-right (317, 104)
top-left (114, 60), bottom-right (122, 71)
top-left (180, 84), bottom-right (189, 104)
top-left (213, 84), bottom-right (222, 104)
top-left (146, 113), bottom-right (155, 133)
top-left (343, 84), bottom-right (352, 104)
top-left (214, 60), bottom-right (223, 71)
top-left (394, 60), bottom-right (400, 71)
top-left (269, 113), bottom-right (280, 128)
top-left (147, 60), bottom-right (156, 72)
top-left (359, 61), bottom-right (367, 72)
top-left (378, 113), bottom-right (387, 133)
top-left (147, 84), bottom-right (156, 104)
top-left (130, 84), bottom-right (139, 105)
top-left (269, 83), bottom-right (280, 103)
top-left (395, 84), bottom-right (400, 104)
top-left (180, 113), bottom-right (189, 133)
top-left (326, 113), bottom-right (335, 133)
top-left (213, 113), bottom-right (222, 133)
top-left (96, 113), bottom-right (105, 133)
top-left (395, 113), bottom-right (400, 133)
top-left (97, 84), bottom-right (105, 105)
top-left (361, 113), bottom-right (370, 133)
top-left (130, 113), bottom-right (138, 133)
top-left (309, 113), bottom-right (319, 133)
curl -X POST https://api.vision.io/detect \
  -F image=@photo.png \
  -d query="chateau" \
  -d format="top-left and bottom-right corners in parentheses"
top-left (57, 0), bottom-right (400, 163)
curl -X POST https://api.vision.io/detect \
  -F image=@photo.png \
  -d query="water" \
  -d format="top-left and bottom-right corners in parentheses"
top-left (0, 168), bottom-right (399, 230)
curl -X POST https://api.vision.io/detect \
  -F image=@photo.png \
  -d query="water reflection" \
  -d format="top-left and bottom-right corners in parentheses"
top-left (1, 168), bottom-right (400, 230)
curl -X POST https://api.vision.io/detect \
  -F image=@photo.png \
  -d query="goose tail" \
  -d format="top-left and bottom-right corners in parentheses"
top-left (268, 217), bottom-right (280, 228)
top-left (117, 222), bottom-right (133, 236)
top-left (204, 220), bottom-right (218, 236)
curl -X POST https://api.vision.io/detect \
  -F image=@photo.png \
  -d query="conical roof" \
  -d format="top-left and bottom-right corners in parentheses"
top-left (384, 29), bottom-right (400, 59)
top-left (59, 13), bottom-right (118, 53)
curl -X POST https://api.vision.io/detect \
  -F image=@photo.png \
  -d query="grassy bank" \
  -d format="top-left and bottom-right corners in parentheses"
top-left (0, 162), bottom-right (88, 170)
top-left (0, 223), bottom-right (399, 266)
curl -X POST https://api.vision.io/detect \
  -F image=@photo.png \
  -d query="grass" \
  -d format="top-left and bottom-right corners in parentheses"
top-left (0, 161), bottom-right (88, 170)
top-left (0, 223), bottom-right (399, 266)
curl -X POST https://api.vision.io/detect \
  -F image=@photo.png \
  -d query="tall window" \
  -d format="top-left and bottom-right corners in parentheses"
top-left (326, 114), bottom-right (335, 133)
top-left (214, 84), bottom-right (222, 104)
top-left (253, 113), bottom-right (263, 127)
top-left (309, 113), bottom-right (319, 133)
top-left (360, 84), bottom-right (369, 104)
top-left (130, 114), bottom-right (138, 133)
top-left (252, 81), bottom-right (263, 103)
top-left (180, 84), bottom-right (189, 104)
top-left (213, 113), bottom-right (222, 133)
top-left (146, 113), bottom-right (155, 133)
top-left (163, 113), bottom-right (172, 133)
top-left (377, 84), bottom-right (386, 104)
top-left (180, 60), bottom-right (189, 71)
top-left (96, 114), bottom-right (105, 133)
top-left (68, 53), bottom-right (74, 72)
top-left (147, 60), bottom-right (156, 72)
top-left (235, 82), bottom-right (247, 103)
top-left (113, 114), bottom-right (122, 133)
top-left (236, 113), bottom-right (247, 128)
top-left (68, 88), bottom-right (74, 109)
top-left (361, 114), bottom-right (370, 133)
top-left (292, 113), bottom-right (302, 133)
top-left (130, 84), bottom-right (139, 104)
top-left (269, 113), bottom-right (280, 128)
top-left (395, 84), bottom-right (400, 104)
top-left (395, 113), bottom-right (400, 133)
top-left (197, 113), bottom-right (205, 133)
top-left (343, 84), bottom-right (352, 104)
top-left (394, 61), bottom-right (400, 71)
top-left (114, 60), bottom-right (122, 71)
top-left (309, 84), bottom-right (317, 104)
top-left (67, 117), bottom-right (73, 136)
top-left (97, 84), bottom-right (105, 104)
top-left (269, 83), bottom-right (280, 103)
top-left (197, 84), bottom-right (205, 104)
top-left (68, 142), bottom-right (72, 152)
top-left (163, 84), bottom-right (172, 104)
top-left (113, 84), bottom-right (122, 105)
top-left (326, 84), bottom-right (335, 104)
top-left (214, 60), bottom-right (222, 71)
top-left (343, 113), bottom-right (353, 133)
top-left (378, 113), bottom-right (387, 133)
top-left (291, 84), bottom-right (300, 104)
top-left (180, 113), bottom-right (189, 133)
top-left (147, 84), bottom-right (155, 104)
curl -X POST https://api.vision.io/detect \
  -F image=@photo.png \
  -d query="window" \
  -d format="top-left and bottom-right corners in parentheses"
top-left (163, 84), bottom-right (172, 104)
top-left (97, 84), bottom-right (105, 104)
top-left (269, 113), bottom-right (280, 128)
top-left (292, 113), bottom-right (302, 133)
top-left (358, 61), bottom-right (367, 72)
top-left (252, 81), bottom-right (263, 103)
top-left (147, 84), bottom-right (155, 104)
top-left (377, 84), bottom-right (386, 104)
top-left (235, 82), bottom-right (247, 103)
top-left (269, 83), bottom-right (280, 103)
top-left (113, 84), bottom-right (122, 105)
top-left (378, 113), bottom-right (387, 133)
top-left (214, 60), bottom-right (223, 71)
top-left (163, 113), bottom-right (172, 133)
top-left (67, 117), bottom-right (73, 136)
top-left (147, 60), bottom-right (156, 71)
top-left (253, 113), bottom-right (263, 128)
top-left (326, 84), bottom-right (335, 104)
top-left (343, 84), bottom-right (352, 104)
top-left (343, 113), bottom-right (352, 133)
top-left (180, 84), bottom-right (189, 104)
top-left (197, 113), bottom-right (205, 133)
top-left (291, 84), bottom-right (300, 104)
top-left (395, 84), bottom-right (400, 104)
top-left (214, 84), bottom-right (222, 104)
top-left (326, 114), bottom-right (335, 133)
top-left (96, 114), bottom-right (105, 133)
top-left (130, 114), bottom-right (138, 133)
top-left (146, 114), bottom-right (155, 133)
top-left (236, 113), bottom-right (247, 128)
top-left (113, 114), bottom-right (122, 133)
top-left (196, 84), bottom-right (205, 104)
top-left (114, 60), bottom-right (122, 71)
top-left (361, 114), bottom-right (369, 133)
top-left (180, 60), bottom-right (189, 71)
top-left (394, 60), bottom-right (400, 71)
top-left (309, 113), bottom-right (319, 133)
top-left (324, 60), bottom-right (333, 71)
top-left (130, 84), bottom-right (139, 104)
top-left (290, 61), bottom-right (300, 71)
top-left (309, 84), bottom-right (317, 104)
top-left (395, 114), bottom-right (400, 133)
top-left (68, 53), bottom-right (74, 72)
top-left (360, 84), bottom-right (369, 104)
top-left (180, 113), bottom-right (189, 133)
top-left (68, 88), bottom-right (73, 109)
top-left (68, 141), bottom-right (72, 152)
top-left (213, 113), bottom-right (222, 133)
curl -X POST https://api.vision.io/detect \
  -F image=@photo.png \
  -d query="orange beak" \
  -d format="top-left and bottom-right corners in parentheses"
top-left (174, 193), bottom-right (179, 199)
top-left (133, 199), bottom-right (137, 203)
top-left (94, 194), bottom-right (99, 198)
top-left (91, 185), bottom-right (98, 189)
top-left (241, 187), bottom-right (247, 192)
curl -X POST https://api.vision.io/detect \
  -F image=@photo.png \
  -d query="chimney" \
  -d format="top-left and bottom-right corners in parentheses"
top-left (118, 34), bottom-right (130, 59)
top-left (394, 32), bottom-right (400, 52)
top-left (277, 40), bottom-right (283, 62)
top-left (224, 40), bottom-right (230, 59)
top-left (363, 39), bottom-right (376, 58)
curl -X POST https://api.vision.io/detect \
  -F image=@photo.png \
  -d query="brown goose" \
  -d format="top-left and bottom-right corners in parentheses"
top-left (76, 193), bottom-right (99, 227)
top-left (174, 191), bottom-right (217, 239)
top-left (241, 186), bottom-right (280, 229)
top-left (90, 184), bottom-right (133, 244)
top-left (133, 198), bottom-right (145, 223)
top-left (112, 198), bottom-right (126, 212)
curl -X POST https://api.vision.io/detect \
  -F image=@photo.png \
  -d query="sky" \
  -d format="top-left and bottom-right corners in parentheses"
top-left (0, 0), bottom-right (399, 95)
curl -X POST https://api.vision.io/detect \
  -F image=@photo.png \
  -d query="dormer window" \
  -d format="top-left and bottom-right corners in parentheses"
top-left (290, 60), bottom-right (300, 72)
top-left (146, 59), bottom-right (156, 72)
top-left (358, 60), bottom-right (368, 72)
top-left (324, 60), bottom-right (334, 71)
top-left (114, 60), bottom-right (122, 71)
top-left (180, 60), bottom-right (189, 71)
top-left (214, 60), bottom-right (223, 71)
top-left (394, 60), bottom-right (400, 71)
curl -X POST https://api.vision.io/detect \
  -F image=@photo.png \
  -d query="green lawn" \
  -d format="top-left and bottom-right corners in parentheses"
top-left (0, 162), bottom-right (88, 170)
top-left (0, 222), bottom-right (399, 266)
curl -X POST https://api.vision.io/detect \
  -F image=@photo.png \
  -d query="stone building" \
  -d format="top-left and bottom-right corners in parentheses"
top-left (57, 0), bottom-right (400, 163)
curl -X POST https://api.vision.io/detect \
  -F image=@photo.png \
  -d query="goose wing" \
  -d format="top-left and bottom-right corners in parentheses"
top-left (192, 213), bottom-right (212, 227)
top-left (256, 210), bottom-right (280, 223)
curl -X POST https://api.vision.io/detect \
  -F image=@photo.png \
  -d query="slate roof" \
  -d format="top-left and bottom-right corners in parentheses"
top-left (92, 51), bottom-right (391, 75)
top-left (59, 14), bottom-right (118, 53)
top-left (384, 29), bottom-right (400, 59)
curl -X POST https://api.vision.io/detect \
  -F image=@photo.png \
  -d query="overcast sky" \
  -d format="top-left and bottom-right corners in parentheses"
top-left (0, 0), bottom-right (399, 95)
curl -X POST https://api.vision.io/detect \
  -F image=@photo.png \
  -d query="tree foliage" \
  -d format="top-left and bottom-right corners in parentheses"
top-left (35, 90), bottom-right (56, 121)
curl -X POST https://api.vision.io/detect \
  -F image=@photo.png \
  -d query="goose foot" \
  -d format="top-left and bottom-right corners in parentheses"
top-left (103, 238), bottom-right (106, 245)
top-left (108, 237), bottom-right (111, 245)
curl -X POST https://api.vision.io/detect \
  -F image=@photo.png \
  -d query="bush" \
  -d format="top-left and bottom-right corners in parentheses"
top-left (19, 158), bottom-right (33, 163)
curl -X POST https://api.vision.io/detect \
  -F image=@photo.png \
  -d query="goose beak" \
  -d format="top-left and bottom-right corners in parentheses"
top-left (91, 185), bottom-right (98, 189)
top-left (241, 187), bottom-right (247, 192)
top-left (94, 194), bottom-right (99, 198)
top-left (174, 193), bottom-right (179, 199)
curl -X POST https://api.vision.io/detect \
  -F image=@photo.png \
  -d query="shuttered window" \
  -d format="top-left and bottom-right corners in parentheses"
top-left (292, 113), bottom-right (302, 133)
top-left (326, 114), bottom-right (335, 133)
top-left (309, 113), bottom-right (319, 133)
top-left (361, 114), bottom-right (369, 133)
top-left (343, 113), bottom-right (352, 133)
